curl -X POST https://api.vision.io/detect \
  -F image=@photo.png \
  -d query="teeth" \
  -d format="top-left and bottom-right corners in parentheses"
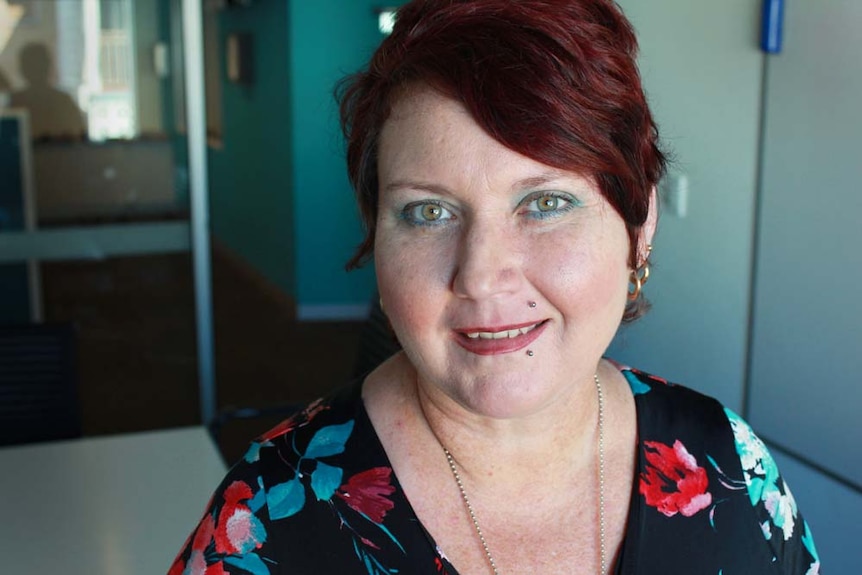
top-left (465, 323), bottom-right (539, 340)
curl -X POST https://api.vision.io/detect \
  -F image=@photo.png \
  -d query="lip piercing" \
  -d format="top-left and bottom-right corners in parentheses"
top-left (528, 301), bottom-right (537, 308)
top-left (527, 350), bottom-right (534, 357)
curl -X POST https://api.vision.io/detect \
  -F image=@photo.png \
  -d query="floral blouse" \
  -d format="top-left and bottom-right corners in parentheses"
top-left (169, 367), bottom-right (820, 574)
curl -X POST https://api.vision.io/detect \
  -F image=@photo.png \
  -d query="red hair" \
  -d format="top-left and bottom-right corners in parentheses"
top-left (338, 0), bottom-right (666, 320)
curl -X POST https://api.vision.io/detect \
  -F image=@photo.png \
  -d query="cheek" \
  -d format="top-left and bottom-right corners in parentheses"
top-left (374, 232), bottom-right (453, 342)
top-left (527, 227), bottom-right (630, 315)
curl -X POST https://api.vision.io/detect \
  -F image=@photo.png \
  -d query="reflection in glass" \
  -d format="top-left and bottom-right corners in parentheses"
top-left (0, 0), bottom-right (189, 226)
top-left (10, 42), bottom-right (86, 140)
top-left (0, 0), bottom-right (199, 438)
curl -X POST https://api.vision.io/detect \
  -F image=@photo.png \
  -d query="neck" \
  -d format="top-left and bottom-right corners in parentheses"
top-left (412, 360), bottom-right (603, 488)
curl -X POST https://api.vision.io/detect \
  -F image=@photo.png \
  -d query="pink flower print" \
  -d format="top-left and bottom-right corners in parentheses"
top-left (640, 440), bottom-right (713, 517)
top-left (168, 513), bottom-right (218, 575)
top-left (215, 481), bottom-right (266, 555)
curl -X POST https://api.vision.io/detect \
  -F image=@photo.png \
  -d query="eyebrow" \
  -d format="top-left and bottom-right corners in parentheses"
top-left (382, 180), bottom-right (452, 196)
top-left (382, 170), bottom-right (581, 197)
top-left (512, 173), bottom-right (571, 192)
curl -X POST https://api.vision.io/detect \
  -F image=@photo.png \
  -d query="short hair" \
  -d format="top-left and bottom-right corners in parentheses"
top-left (338, 0), bottom-right (666, 321)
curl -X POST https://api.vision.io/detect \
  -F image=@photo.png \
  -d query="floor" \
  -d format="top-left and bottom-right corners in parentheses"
top-left (40, 247), bottom-right (366, 463)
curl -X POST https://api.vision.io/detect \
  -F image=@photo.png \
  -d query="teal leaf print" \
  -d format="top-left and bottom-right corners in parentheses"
top-left (353, 538), bottom-right (400, 575)
top-left (724, 408), bottom-right (799, 541)
top-left (248, 476), bottom-right (266, 513)
top-left (244, 441), bottom-right (272, 463)
top-left (312, 462), bottom-right (344, 501)
top-left (305, 420), bottom-right (355, 459)
top-left (224, 553), bottom-right (270, 575)
top-left (623, 370), bottom-right (651, 395)
top-left (267, 477), bottom-right (306, 520)
top-left (360, 511), bottom-right (406, 553)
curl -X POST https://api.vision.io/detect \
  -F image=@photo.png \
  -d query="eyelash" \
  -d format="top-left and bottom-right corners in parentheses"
top-left (398, 192), bottom-right (580, 227)
top-left (399, 200), bottom-right (454, 227)
top-left (521, 192), bottom-right (580, 220)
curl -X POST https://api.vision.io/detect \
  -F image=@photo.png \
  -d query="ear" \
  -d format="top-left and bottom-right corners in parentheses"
top-left (637, 187), bottom-right (658, 263)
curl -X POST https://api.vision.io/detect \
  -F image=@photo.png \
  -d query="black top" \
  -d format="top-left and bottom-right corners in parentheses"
top-left (169, 366), bottom-right (820, 575)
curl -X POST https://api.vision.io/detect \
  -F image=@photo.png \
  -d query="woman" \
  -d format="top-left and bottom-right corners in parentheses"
top-left (171, 1), bottom-right (819, 573)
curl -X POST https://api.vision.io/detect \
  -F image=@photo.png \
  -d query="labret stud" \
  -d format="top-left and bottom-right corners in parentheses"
top-left (527, 350), bottom-right (534, 357)
top-left (528, 301), bottom-right (537, 308)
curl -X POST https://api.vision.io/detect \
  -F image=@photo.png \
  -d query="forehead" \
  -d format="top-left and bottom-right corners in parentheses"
top-left (379, 88), bottom-right (475, 156)
top-left (380, 89), bottom-right (536, 179)
top-left (377, 88), bottom-right (595, 195)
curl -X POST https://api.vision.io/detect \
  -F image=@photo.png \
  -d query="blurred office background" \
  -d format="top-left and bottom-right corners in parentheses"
top-left (0, 0), bottom-right (858, 571)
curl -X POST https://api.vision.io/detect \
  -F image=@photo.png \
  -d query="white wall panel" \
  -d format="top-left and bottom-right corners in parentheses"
top-left (748, 0), bottom-right (862, 487)
top-left (609, 0), bottom-right (764, 411)
top-left (772, 448), bottom-right (862, 573)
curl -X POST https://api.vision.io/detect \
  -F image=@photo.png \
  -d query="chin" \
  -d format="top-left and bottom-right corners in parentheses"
top-left (447, 370), bottom-right (565, 419)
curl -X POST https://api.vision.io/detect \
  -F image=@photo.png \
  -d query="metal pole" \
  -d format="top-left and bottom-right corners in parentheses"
top-left (182, 0), bottom-right (216, 425)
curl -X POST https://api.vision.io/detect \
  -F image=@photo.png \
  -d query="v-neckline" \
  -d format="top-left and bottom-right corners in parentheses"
top-left (353, 366), bottom-right (644, 574)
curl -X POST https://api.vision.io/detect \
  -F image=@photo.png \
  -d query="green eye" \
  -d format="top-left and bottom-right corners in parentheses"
top-left (421, 204), bottom-right (443, 221)
top-left (522, 192), bottom-right (579, 220)
top-left (537, 195), bottom-right (559, 212)
top-left (402, 201), bottom-right (454, 226)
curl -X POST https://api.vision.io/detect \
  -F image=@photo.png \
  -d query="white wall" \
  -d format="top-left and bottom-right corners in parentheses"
top-left (608, 0), bottom-right (764, 412)
top-left (748, 0), bottom-right (862, 487)
top-left (748, 6), bottom-right (862, 568)
top-left (771, 448), bottom-right (861, 573)
top-left (608, 2), bottom-right (862, 571)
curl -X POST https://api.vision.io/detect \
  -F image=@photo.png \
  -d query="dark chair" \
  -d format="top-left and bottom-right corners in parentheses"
top-left (0, 322), bottom-right (81, 447)
top-left (209, 402), bottom-right (304, 444)
top-left (209, 294), bottom-right (400, 462)
top-left (352, 294), bottom-right (401, 380)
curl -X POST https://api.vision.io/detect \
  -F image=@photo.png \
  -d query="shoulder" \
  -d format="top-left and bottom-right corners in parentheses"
top-left (619, 365), bottom-right (730, 443)
top-left (246, 382), bottom-right (374, 525)
top-left (169, 384), bottom-right (378, 574)
top-left (617, 364), bottom-right (820, 574)
top-left (167, 434), bottom-right (273, 575)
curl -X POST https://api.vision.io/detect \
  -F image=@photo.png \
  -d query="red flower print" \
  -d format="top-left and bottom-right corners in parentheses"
top-left (336, 467), bottom-right (396, 523)
top-left (257, 398), bottom-right (328, 442)
top-left (184, 553), bottom-right (229, 575)
top-left (167, 556), bottom-right (184, 575)
top-left (192, 513), bottom-right (216, 552)
top-left (167, 512), bottom-right (216, 575)
top-left (215, 481), bottom-right (266, 555)
top-left (223, 480), bottom-right (254, 507)
top-left (640, 440), bottom-right (712, 517)
top-left (631, 367), bottom-right (669, 386)
top-left (203, 562), bottom-right (229, 575)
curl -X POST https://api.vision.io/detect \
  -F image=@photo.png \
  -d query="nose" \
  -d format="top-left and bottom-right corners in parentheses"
top-left (451, 220), bottom-right (523, 300)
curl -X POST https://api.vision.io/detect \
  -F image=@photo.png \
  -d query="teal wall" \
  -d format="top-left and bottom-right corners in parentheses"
top-left (290, 1), bottom-right (400, 314)
top-left (204, 1), bottom-right (404, 314)
top-left (208, 1), bottom-right (294, 296)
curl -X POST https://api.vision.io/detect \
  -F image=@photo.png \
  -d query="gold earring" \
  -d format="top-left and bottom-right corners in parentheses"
top-left (628, 245), bottom-right (652, 301)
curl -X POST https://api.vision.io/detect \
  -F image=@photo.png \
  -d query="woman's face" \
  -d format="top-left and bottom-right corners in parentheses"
top-left (375, 88), bottom-right (654, 418)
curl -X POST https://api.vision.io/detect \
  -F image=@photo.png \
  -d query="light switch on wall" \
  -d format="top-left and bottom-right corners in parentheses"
top-left (659, 172), bottom-right (689, 218)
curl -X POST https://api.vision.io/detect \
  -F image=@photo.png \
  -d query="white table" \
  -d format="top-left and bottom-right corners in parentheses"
top-left (0, 426), bottom-right (227, 574)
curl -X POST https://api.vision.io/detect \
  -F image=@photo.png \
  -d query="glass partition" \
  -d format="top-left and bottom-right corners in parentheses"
top-left (0, 0), bottom-right (203, 437)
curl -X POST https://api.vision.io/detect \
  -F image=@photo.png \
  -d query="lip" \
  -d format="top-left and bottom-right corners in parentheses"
top-left (453, 320), bottom-right (548, 355)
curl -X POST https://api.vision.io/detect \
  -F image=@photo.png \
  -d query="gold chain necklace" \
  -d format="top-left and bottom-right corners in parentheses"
top-left (442, 373), bottom-right (607, 575)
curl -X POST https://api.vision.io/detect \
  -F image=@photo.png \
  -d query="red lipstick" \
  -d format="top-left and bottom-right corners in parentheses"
top-left (453, 320), bottom-right (548, 356)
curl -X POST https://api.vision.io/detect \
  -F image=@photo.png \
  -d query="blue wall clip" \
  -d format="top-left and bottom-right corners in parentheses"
top-left (761, 0), bottom-right (784, 54)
